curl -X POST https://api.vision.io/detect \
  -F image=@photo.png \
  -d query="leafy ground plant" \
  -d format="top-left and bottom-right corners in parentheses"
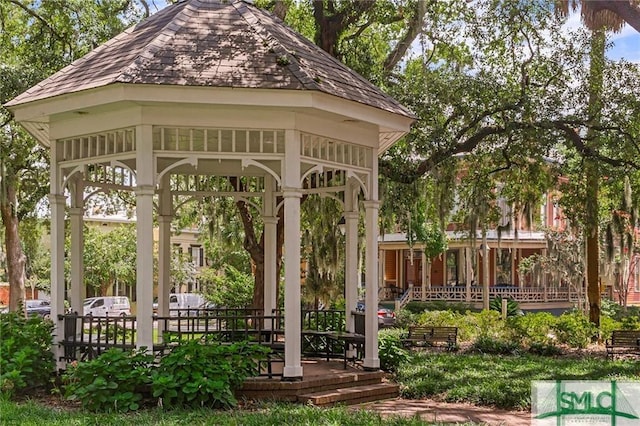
top-left (0, 313), bottom-right (54, 399)
top-left (377, 328), bottom-right (410, 372)
top-left (151, 339), bottom-right (269, 409)
top-left (63, 348), bottom-right (154, 412)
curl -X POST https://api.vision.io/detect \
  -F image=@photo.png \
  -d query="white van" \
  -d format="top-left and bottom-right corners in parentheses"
top-left (169, 293), bottom-right (205, 316)
top-left (83, 296), bottom-right (131, 317)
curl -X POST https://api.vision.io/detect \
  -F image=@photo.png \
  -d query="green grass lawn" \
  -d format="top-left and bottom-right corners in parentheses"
top-left (396, 352), bottom-right (640, 410)
top-left (0, 399), bottom-right (466, 426)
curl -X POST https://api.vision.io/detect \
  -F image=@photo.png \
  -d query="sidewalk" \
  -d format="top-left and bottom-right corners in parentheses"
top-left (356, 398), bottom-right (531, 425)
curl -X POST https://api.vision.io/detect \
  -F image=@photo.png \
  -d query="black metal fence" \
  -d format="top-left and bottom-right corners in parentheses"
top-left (59, 309), bottom-right (358, 376)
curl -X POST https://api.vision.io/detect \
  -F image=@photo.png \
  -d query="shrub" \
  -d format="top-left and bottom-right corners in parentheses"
top-left (377, 328), bottom-right (410, 372)
top-left (405, 301), bottom-right (477, 315)
top-left (601, 298), bottom-right (622, 319)
top-left (466, 309), bottom-right (507, 341)
top-left (599, 315), bottom-right (622, 341)
top-left (468, 335), bottom-right (521, 355)
top-left (393, 308), bottom-right (417, 329)
top-left (620, 315), bottom-right (640, 330)
top-left (415, 309), bottom-right (462, 328)
top-left (151, 339), bottom-right (269, 409)
top-left (552, 311), bottom-right (597, 348)
top-left (0, 312), bottom-right (55, 399)
top-left (489, 296), bottom-right (521, 318)
top-left (528, 342), bottom-right (563, 356)
top-left (507, 312), bottom-right (557, 346)
top-left (63, 348), bottom-right (154, 412)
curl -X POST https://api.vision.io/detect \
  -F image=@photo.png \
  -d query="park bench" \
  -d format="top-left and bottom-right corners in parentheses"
top-left (402, 326), bottom-right (458, 351)
top-left (606, 330), bottom-right (640, 360)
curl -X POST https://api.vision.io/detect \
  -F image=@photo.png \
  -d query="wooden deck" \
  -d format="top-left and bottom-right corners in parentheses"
top-left (239, 359), bottom-right (399, 406)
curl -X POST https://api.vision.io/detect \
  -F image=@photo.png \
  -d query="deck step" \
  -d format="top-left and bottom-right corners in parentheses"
top-left (298, 383), bottom-right (399, 407)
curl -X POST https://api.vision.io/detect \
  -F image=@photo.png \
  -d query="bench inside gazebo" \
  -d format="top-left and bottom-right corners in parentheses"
top-left (5, 0), bottom-right (413, 385)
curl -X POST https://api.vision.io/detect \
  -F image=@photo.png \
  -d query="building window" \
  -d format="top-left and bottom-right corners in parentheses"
top-left (496, 249), bottom-right (512, 285)
top-left (190, 245), bottom-right (204, 267)
top-left (446, 250), bottom-right (458, 285)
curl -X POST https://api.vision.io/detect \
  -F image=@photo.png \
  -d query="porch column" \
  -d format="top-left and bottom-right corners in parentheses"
top-left (378, 249), bottom-right (384, 300)
top-left (135, 124), bottom-right (155, 350)
top-left (282, 129), bottom-right (302, 380)
top-left (49, 193), bottom-right (66, 369)
top-left (69, 177), bottom-right (85, 313)
top-left (344, 209), bottom-right (359, 333)
top-left (158, 175), bottom-right (172, 324)
top-left (282, 187), bottom-right (302, 379)
top-left (398, 250), bottom-right (404, 289)
top-left (363, 200), bottom-right (380, 370)
top-left (421, 251), bottom-right (427, 301)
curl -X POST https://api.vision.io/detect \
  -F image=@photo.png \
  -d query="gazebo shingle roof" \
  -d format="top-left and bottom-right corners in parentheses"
top-left (7, 0), bottom-right (414, 119)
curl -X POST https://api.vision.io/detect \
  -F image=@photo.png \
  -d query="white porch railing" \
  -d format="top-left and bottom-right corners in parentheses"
top-left (386, 285), bottom-right (579, 309)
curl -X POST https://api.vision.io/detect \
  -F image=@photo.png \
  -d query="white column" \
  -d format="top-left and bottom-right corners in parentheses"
top-left (282, 188), bottom-right (302, 379)
top-left (363, 200), bottom-right (380, 370)
top-left (50, 193), bottom-right (66, 369)
top-left (344, 210), bottom-right (359, 333)
top-left (158, 216), bottom-right (171, 315)
top-left (263, 177), bottom-right (278, 320)
top-left (282, 129), bottom-right (302, 380)
top-left (69, 176), bottom-right (85, 314)
top-left (136, 186), bottom-right (155, 349)
top-left (135, 124), bottom-right (155, 350)
top-left (157, 175), bottom-right (172, 324)
top-left (379, 249), bottom-right (385, 294)
top-left (69, 206), bottom-right (84, 313)
top-left (263, 216), bottom-right (278, 320)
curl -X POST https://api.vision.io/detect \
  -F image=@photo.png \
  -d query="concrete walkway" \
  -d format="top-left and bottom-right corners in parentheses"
top-left (355, 398), bottom-right (531, 425)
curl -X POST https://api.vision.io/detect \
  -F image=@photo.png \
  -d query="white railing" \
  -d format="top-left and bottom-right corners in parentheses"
top-left (395, 285), bottom-right (413, 311)
top-left (389, 285), bottom-right (578, 307)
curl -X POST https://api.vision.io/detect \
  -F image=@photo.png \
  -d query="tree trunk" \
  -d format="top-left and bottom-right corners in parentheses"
top-left (252, 258), bottom-right (265, 311)
top-left (1, 184), bottom-right (26, 314)
top-left (585, 28), bottom-right (606, 328)
top-left (312, 1), bottom-right (341, 56)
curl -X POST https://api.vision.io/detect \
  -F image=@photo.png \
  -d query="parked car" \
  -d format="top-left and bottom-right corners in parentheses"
top-left (26, 299), bottom-right (52, 319)
top-left (153, 293), bottom-right (206, 316)
top-left (83, 296), bottom-right (131, 317)
top-left (0, 300), bottom-right (52, 319)
top-left (355, 301), bottom-right (396, 328)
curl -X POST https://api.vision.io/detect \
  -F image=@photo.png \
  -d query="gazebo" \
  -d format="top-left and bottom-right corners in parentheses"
top-left (5, 0), bottom-right (413, 379)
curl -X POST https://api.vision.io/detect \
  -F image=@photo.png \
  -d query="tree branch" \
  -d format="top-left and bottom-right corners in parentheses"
top-left (383, 0), bottom-right (426, 74)
top-left (7, 0), bottom-right (64, 41)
